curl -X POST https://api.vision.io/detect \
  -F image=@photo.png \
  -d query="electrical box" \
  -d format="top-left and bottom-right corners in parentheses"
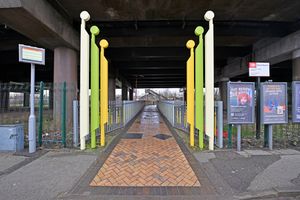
top-left (0, 124), bottom-right (24, 152)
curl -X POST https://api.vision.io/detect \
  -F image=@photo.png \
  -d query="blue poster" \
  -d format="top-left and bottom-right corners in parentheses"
top-left (227, 82), bottom-right (255, 124)
top-left (292, 81), bottom-right (300, 122)
top-left (261, 82), bottom-right (288, 124)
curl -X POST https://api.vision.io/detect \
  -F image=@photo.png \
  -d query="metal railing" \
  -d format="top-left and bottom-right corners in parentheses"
top-left (174, 101), bottom-right (188, 132)
top-left (159, 99), bottom-right (299, 149)
top-left (107, 101), bottom-right (123, 132)
top-left (157, 100), bottom-right (175, 126)
top-left (123, 101), bottom-right (145, 125)
top-left (158, 100), bottom-right (223, 136)
top-left (0, 82), bottom-right (76, 148)
top-left (157, 100), bottom-right (188, 131)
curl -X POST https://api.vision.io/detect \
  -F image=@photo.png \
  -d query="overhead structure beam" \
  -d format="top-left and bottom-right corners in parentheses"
top-left (220, 29), bottom-right (300, 80)
top-left (94, 20), bottom-right (291, 38)
top-left (0, 0), bottom-right (79, 50)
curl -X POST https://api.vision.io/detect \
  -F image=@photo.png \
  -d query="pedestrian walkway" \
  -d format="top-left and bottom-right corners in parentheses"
top-left (90, 105), bottom-right (200, 187)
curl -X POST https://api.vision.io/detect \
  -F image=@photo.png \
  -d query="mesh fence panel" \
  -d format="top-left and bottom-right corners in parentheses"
top-left (0, 82), bottom-right (77, 148)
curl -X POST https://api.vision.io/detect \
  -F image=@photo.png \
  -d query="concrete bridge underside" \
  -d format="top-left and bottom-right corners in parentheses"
top-left (1, 0), bottom-right (300, 103)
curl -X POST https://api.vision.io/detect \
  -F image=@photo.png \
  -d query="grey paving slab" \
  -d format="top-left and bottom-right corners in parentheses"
top-left (0, 151), bottom-right (97, 200)
top-left (0, 153), bottom-right (26, 172)
top-left (273, 149), bottom-right (300, 155)
top-left (292, 174), bottom-right (300, 187)
top-left (209, 153), bottom-right (280, 193)
top-left (194, 152), bottom-right (216, 163)
top-left (235, 151), bottom-right (251, 158)
top-left (248, 155), bottom-right (300, 192)
top-left (244, 150), bottom-right (272, 156)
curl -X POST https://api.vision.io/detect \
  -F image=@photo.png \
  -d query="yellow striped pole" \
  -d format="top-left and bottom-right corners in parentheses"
top-left (186, 40), bottom-right (195, 147)
top-left (100, 39), bottom-right (109, 146)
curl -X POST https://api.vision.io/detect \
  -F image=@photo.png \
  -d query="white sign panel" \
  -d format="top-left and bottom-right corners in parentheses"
top-left (248, 62), bottom-right (270, 77)
top-left (19, 44), bottom-right (45, 65)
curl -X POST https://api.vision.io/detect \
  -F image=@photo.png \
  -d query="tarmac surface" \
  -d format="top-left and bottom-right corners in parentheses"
top-left (0, 105), bottom-right (299, 200)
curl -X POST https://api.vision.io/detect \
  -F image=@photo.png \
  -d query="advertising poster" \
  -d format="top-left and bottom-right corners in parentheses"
top-left (292, 81), bottom-right (300, 122)
top-left (227, 82), bottom-right (255, 124)
top-left (261, 82), bottom-right (288, 124)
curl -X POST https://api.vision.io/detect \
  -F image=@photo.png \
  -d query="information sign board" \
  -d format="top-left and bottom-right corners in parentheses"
top-left (261, 82), bottom-right (288, 124)
top-left (292, 81), bottom-right (300, 122)
top-left (18, 44), bottom-right (45, 65)
top-left (227, 82), bottom-right (255, 124)
top-left (249, 62), bottom-right (270, 77)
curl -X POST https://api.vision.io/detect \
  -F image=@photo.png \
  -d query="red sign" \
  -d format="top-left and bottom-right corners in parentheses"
top-left (248, 62), bottom-right (270, 77)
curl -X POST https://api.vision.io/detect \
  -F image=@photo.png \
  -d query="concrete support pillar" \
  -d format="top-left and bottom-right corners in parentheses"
top-left (292, 49), bottom-right (300, 81)
top-left (129, 89), bottom-right (134, 100)
top-left (108, 77), bottom-right (116, 101)
top-left (219, 77), bottom-right (229, 111)
top-left (23, 92), bottom-right (30, 107)
top-left (0, 85), bottom-right (9, 111)
top-left (53, 47), bottom-right (78, 129)
top-left (49, 84), bottom-right (54, 110)
top-left (122, 85), bottom-right (128, 100)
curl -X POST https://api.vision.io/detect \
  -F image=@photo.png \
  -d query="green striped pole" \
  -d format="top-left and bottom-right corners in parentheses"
top-left (90, 26), bottom-right (100, 148)
top-left (61, 82), bottom-right (67, 147)
top-left (38, 81), bottom-right (44, 147)
top-left (195, 26), bottom-right (204, 149)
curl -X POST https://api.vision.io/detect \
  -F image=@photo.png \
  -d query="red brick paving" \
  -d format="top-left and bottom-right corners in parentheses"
top-left (90, 105), bottom-right (200, 187)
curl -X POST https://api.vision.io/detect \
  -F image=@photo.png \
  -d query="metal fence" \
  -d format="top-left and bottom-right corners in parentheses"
top-left (228, 123), bottom-right (300, 148)
top-left (123, 100), bottom-right (145, 125)
top-left (158, 99), bottom-right (300, 149)
top-left (0, 81), bottom-right (145, 149)
top-left (0, 82), bottom-right (77, 148)
top-left (174, 101), bottom-right (188, 132)
top-left (105, 100), bottom-right (145, 133)
top-left (107, 101), bottom-right (123, 132)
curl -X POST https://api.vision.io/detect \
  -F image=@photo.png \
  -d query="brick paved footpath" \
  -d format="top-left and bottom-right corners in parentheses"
top-left (90, 105), bottom-right (200, 187)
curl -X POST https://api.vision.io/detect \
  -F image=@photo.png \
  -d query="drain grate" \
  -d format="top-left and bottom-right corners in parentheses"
top-left (153, 134), bottom-right (172, 140)
top-left (123, 133), bottom-right (143, 139)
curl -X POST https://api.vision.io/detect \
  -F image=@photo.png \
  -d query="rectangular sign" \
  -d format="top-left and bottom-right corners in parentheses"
top-left (261, 82), bottom-right (288, 124)
top-left (227, 82), bottom-right (255, 124)
top-left (18, 44), bottom-right (45, 65)
top-left (292, 81), bottom-right (300, 122)
top-left (249, 62), bottom-right (270, 77)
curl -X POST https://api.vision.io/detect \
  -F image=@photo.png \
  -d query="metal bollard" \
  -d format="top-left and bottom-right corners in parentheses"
top-left (217, 101), bottom-right (223, 148)
top-left (237, 125), bottom-right (241, 151)
top-left (268, 125), bottom-right (273, 150)
top-left (73, 100), bottom-right (79, 147)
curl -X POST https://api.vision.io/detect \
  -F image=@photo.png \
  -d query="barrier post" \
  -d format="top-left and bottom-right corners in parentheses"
top-left (38, 81), bottom-right (44, 147)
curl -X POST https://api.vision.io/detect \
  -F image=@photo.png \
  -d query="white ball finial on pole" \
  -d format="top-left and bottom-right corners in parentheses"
top-left (204, 10), bottom-right (215, 21)
top-left (80, 11), bottom-right (90, 21)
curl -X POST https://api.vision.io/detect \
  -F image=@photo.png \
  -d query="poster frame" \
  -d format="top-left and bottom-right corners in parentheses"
top-left (260, 82), bottom-right (288, 124)
top-left (227, 82), bottom-right (255, 124)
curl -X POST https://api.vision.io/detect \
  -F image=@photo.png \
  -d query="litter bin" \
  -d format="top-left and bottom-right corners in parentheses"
top-left (0, 124), bottom-right (24, 152)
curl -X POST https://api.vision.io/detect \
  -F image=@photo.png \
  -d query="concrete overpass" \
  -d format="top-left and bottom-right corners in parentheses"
top-left (1, 0), bottom-right (300, 102)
